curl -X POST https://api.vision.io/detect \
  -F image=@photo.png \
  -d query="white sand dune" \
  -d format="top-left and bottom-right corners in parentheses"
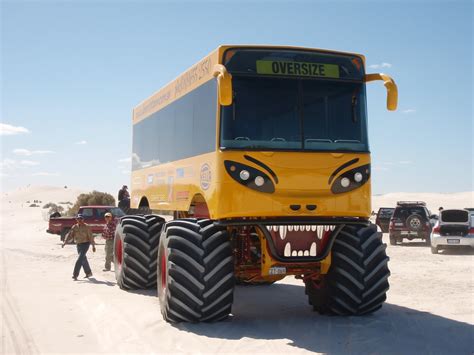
top-left (1, 186), bottom-right (473, 354)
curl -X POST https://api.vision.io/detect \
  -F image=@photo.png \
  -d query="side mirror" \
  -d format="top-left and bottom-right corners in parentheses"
top-left (430, 214), bottom-right (438, 219)
top-left (365, 73), bottom-right (398, 111)
top-left (213, 64), bottom-right (233, 106)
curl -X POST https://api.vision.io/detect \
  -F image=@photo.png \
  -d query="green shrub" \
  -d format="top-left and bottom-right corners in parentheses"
top-left (67, 191), bottom-right (115, 216)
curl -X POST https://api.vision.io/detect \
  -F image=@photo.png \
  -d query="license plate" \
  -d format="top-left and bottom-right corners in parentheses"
top-left (269, 266), bottom-right (286, 275)
top-left (447, 239), bottom-right (460, 244)
top-left (401, 231), bottom-right (417, 235)
top-left (395, 223), bottom-right (404, 226)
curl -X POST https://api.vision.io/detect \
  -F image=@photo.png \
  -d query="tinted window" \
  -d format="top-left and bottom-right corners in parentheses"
top-left (133, 80), bottom-right (217, 170)
top-left (81, 208), bottom-right (94, 218)
top-left (393, 207), bottom-right (428, 219)
top-left (110, 207), bottom-right (126, 217)
top-left (96, 208), bottom-right (108, 219)
top-left (441, 210), bottom-right (469, 223)
top-left (220, 76), bottom-right (368, 152)
top-left (378, 208), bottom-right (394, 217)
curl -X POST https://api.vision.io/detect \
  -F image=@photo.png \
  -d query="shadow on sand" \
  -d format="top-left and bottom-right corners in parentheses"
top-left (175, 283), bottom-right (473, 354)
top-left (395, 241), bottom-right (429, 248)
top-left (127, 288), bottom-right (157, 298)
top-left (77, 277), bottom-right (116, 287)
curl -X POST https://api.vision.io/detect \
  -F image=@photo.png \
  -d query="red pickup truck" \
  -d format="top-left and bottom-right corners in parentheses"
top-left (47, 205), bottom-right (125, 241)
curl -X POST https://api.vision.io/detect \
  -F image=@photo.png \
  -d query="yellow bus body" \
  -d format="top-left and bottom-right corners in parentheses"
top-left (131, 45), bottom-right (371, 220)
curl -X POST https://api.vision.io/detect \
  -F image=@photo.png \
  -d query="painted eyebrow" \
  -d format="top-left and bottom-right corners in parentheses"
top-left (244, 155), bottom-right (279, 184)
top-left (328, 158), bottom-right (359, 185)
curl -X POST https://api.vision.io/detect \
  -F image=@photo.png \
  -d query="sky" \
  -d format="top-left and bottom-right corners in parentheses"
top-left (1, 0), bottom-right (473, 195)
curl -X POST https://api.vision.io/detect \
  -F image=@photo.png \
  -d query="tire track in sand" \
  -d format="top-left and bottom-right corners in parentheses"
top-left (1, 249), bottom-right (40, 354)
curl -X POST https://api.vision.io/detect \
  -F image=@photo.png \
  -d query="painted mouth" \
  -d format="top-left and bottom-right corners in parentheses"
top-left (265, 225), bottom-right (335, 259)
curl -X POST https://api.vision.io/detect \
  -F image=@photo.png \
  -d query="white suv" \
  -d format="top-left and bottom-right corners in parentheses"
top-left (431, 209), bottom-right (474, 254)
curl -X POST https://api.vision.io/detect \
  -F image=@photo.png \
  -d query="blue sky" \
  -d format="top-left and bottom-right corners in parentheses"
top-left (1, 0), bottom-right (472, 195)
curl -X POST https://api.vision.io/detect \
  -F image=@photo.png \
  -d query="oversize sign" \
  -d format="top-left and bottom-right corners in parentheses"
top-left (256, 60), bottom-right (340, 78)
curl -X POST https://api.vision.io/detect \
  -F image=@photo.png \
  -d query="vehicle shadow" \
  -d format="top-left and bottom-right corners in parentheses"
top-left (396, 241), bottom-right (429, 248)
top-left (174, 283), bottom-right (473, 354)
top-left (127, 288), bottom-right (157, 298)
top-left (438, 247), bottom-right (474, 256)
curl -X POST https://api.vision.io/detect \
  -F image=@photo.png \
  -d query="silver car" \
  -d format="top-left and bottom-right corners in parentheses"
top-left (431, 209), bottom-right (474, 254)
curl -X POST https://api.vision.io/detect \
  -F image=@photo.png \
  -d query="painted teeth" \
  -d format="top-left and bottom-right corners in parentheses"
top-left (310, 242), bottom-right (317, 256)
top-left (311, 225), bottom-right (317, 231)
top-left (305, 225), bottom-right (311, 231)
top-left (295, 225), bottom-right (299, 231)
top-left (279, 226), bottom-right (287, 240)
top-left (283, 242), bottom-right (317, 258)
top-left (288, 225), bottom-right (293, 231)
top-left (284, 242), bottom-right (291, 257)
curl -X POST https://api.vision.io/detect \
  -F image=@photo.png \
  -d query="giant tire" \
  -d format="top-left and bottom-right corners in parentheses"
top-left (114, 214), bottom-right (165, 290)
top-left (305, 223), bottom-right (390, 315)
top-left (158, 219), bottom-right (235, 323)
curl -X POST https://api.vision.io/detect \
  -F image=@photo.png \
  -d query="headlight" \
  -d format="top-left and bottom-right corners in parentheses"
top-left (354, 172), bottom-right (363, 182)
top-left (240, 170), bottom-right (250, 181)
top-left (255, 176), bottom-right (265, 186)
top-left (341, 177), bottom-right (350, 188)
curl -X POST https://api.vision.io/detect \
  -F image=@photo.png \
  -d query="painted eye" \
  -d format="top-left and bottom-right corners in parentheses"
top-left (224, 160), bottom-right (275, 193)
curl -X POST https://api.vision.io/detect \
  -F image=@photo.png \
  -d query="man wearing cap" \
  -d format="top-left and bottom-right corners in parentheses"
top-left (102, 212), bottom-right (117, 271)
top-left (62, 214), bottom-right (96, 280)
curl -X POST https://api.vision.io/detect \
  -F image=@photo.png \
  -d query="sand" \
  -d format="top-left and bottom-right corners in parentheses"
top-left (1, 186), bottom-right (473, 354)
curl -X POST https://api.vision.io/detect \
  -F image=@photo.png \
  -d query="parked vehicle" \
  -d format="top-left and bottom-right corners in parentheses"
top-left (376, 207), bottom-right (394, 233)
top-left (389, 201), bottom-right (432, 245)
top-left (47, 206), bottom-right (125, 241)
top-left (430, 209), bottom-right (474, 254)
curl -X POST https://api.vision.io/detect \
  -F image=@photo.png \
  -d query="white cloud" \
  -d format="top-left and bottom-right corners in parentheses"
top-left (20, 160), bottom-right (40, 166)
top-left (402, 109), bottom-right (416, 114)
top-left (0, 123), bottom-right (30, 136)
top-left (118, 157), bottom-right (131, 163)
top-left (32, 172), bottom-right (60, 176)
top-left (0, 159), bottom-right (17, 169)
top-left (75, 140), bottom-right (87, 145)
top-left (13, 148), bottom-right (54, 156)
top-left (368, 62), bottom-right (392, 69)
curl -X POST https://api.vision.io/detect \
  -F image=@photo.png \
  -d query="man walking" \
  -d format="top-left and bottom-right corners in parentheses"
top-left (102, 212), bottom-right (117, 271)
top-left (62, 214), bottom-right (96, 280)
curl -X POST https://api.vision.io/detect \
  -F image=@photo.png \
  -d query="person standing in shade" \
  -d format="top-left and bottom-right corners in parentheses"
top-left (102, 212), bottom-right (117, 271)
top-left (62, 214), bottom-right (96, 280)
top-left (118, 185), bottom-right (130, 210)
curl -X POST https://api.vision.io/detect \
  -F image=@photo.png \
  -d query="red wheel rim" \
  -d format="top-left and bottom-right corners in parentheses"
top-left (160, 249), bottom-right (167, 290)
top-left (116, 238), bottom-right (123, 267)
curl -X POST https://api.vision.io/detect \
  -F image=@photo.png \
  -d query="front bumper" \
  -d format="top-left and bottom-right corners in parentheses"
top-left (390, 230), bottom-right (430, 239)
top-left (431, 234), bottom-right (474, 248)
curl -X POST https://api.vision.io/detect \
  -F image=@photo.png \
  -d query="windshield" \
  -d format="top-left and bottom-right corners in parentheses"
top-left (110, 207), bottom-right (126, 217)
top-left (220, 76), bottom-right (368, 152)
